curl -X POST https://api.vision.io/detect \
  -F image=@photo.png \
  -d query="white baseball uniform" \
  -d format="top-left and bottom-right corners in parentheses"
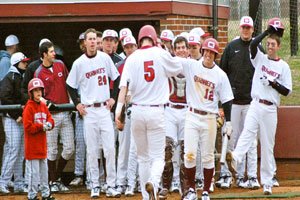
top-left (181, 59), bottom-right (233, 169)
top-left (66, 50), bottom-right (119, 189)
top-left (120, 46), bottom-right (182, 200)
top-left (232, 49), bottom-right (292, 186)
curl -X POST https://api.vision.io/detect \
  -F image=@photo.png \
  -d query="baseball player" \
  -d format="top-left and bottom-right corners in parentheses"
top-left (218, 16), bottom-right (260, 189)
top-left (23, 78), bottom-right (55, 200)
top-left (96, 31), bottom-right (103, 51)
top-left (0, 52), bottom-right (30, 194)
top-left (66, 28), bottom-right (121, 198)
top-left (115, 25), bottom-right (182, 200)
top-left (188, 33), bottom-right (202, 61)
top-left (34, 41), bottom-right (74, 192)
top-left (118, 28), bottom-right (133, 59)
top-left (114, 35), bottom-right (138, 194)
top-left (180, 38), bottom-right (234, 200)
top-left (160, 29), bottom-right (175, 55)
top-left (158, 35), bottom-right (189, 199)
top-left (227, 18), bottom-right (292, 195)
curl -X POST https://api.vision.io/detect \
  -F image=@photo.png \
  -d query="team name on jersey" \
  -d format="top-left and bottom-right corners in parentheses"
top-left (262, 65), bottom-right (279, 78)
top-left (194, 75), bottom-right (215, 89)
top-left (34, 112), bottom-right (47, 124)
top-left (85, 67), bottom-right (106, 79)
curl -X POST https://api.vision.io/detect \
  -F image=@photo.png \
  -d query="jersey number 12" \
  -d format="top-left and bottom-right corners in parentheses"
top-left (144, 61), bottom-right (155, 82)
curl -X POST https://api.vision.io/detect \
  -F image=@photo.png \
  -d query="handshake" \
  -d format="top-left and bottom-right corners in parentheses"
top-left (43, 122), bottom-right (53, 131)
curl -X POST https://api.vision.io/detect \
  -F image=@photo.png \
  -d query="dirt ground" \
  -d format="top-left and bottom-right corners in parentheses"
top-left (1, 180), bottom-right (300, 200)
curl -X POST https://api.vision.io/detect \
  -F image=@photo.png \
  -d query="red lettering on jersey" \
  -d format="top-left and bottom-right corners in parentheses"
top-left (194, 75), bottom-right (215, 89)
top-left (262, 65), bottom-right (279, 78)
top-left (85, 68), bottom-right (106, 79)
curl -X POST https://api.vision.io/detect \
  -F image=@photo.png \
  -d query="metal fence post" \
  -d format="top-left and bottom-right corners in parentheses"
top-left (290, 0), bottom-right (298, 56)
top-left (249, 0), bottom-right (262, 37)
top-left (212, 0), bottom-right (218, 39)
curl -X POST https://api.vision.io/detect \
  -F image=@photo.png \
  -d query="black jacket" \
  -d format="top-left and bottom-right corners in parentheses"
top-left (220, 37), bottom-right (263, 104)
top-left (0, 66), bottom-right (27, 120)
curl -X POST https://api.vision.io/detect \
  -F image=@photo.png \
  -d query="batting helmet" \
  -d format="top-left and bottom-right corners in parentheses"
top-left (138, 25), bottom-right (157, 46)
top-left (28, 78), bottom-right (45, 98)
top-left (268, 17), bottom-right (284, 37)
top-left (201, 38), bottom-right (219, 54)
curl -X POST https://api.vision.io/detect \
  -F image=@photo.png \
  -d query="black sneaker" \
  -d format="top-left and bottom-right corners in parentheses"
top-left (42, 195), bottom-right (55, 200)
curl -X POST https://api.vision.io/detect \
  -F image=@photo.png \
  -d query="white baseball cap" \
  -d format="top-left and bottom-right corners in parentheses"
top-left (5, 35), bottom-right (19, 46)
top-left (240, 16), bottom-right (254, 27)
top-left (179, 32), bottom-right (189, 40)
top-left (119, 28), bottom-right (132, 41)
top-left (187, 33), bottom-right (200, 45)
top-left (190, 27), bottom-right (205, 37)
top-left (102, 29), bottom-right (118, 40)
top-left (123, 35), bottom-right (137, 46)
top-left (77, 32), bottom-right (85, 43)
top-left (160, 29), bottom-right (174, 42)
top-left (11, 52), bottom-right (30, 66)
top-left (39, 38), bottom-right (51, 47)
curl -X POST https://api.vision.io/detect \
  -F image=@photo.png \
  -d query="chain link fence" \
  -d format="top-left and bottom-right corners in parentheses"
top-left (228, 0), bottom-right (299, 57)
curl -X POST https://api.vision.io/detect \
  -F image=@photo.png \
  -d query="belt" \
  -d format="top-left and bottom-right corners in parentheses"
top-left (259, 99), bottom-right (274, 106)
top-left (132, 103), bottom-right (165, 107)
top-left (189, 107), bottom-right (208, 115)
top-left (85, 102), bottom-right (107, 108)
top-left (166, 103), bottom-right (187, 109)
top-left (233, 99), bottom-right (251, 105)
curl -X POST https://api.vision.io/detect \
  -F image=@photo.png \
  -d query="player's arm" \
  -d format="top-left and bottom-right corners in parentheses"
top-left (269, 80), bottom-right (290, 96)
top-left (66, 84), bottom-right (86, 115)
top-left (23, 106), bottom-right (44, 134)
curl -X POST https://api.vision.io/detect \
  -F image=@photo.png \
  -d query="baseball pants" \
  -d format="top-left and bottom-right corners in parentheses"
top-left (116, 109), bottom-right (131, 186)
top-left (74, 113), bottom-right (86, 177)
top-left (84, 106), bottom-right (116, 188)
top-left (47, 112), bottom-right (74, 161)
top-left (26, 159), bottom-right (50, 199)
top-left (184, 111), bottom-right (217, 169)
top-left (0, 117), bottom-right (24, 189)
top-left (126, 130), bottom-right (139, 188)
top-left (232, 100), bottom-right (277, 186)
top-left (221, 104), bottom-right (258, 178)
top-left (131, 105), bottom-right (166, 200)
top-left (165, 106), bottom-right (186, 184)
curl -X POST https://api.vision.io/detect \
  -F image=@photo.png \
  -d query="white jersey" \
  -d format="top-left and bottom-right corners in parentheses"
top-left (250, 49), bottom-right (292, 106)
top-left (120, 46), bottom-right (182, 105)
top-left (67, 51), bottom-right (119, 105)
top-left (181, 59), bottom-right (233, 114)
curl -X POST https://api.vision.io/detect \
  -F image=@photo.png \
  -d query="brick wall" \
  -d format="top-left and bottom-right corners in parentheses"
top-left (160, 14), bottom-right (228, 54)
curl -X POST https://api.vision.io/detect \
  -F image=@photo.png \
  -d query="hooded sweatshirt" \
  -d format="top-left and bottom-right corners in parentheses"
top-left (0, 50), bottom-right (11, 80)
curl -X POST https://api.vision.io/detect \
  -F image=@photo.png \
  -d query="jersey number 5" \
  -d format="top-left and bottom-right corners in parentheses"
top-left (98, 75), bottom-right (107, 86)
top-left (204, 88), bottom-right (214, 101)
top-left (144, 61), bottom-right (155, 82)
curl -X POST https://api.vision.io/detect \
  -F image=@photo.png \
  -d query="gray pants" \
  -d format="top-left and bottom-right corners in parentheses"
top-left (26, 159), bottom-right (50, 199)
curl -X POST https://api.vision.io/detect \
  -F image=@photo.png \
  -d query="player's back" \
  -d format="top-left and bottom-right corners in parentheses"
top-left (123, 46), bottom-right (182, 105)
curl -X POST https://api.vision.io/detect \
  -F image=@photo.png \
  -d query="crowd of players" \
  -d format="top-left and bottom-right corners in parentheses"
top-left (0, 15), bottom-right (292, 200)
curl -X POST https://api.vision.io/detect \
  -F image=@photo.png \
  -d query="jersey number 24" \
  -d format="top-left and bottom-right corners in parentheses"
top-left (144, 61), bottom-right (155, 82)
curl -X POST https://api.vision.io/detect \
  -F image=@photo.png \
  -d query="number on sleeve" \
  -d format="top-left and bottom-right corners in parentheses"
top-left (144, 61), bottom-right (155, 82)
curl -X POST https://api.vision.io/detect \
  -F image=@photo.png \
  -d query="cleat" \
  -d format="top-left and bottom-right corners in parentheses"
top-left (272, 176), bottom-right (279, 187)
top-left (247, 177), bottom-right (260, 190)
top-left (42, 195), bottom-right (56, 200)
top-left (170, 180), bottom-right (180, 193)
top-left (215, 176), bottom-right (225, 188)
top-left (115, 185), bottom-right (126, 194)
top-left (91, 187), bottom-right (100, 198)
top-left (106, 186), bottom-right (121, 198)
top-left (201, 191), bottom-right (210, 200)
top-left (69, 176), bottom-right (83, 186)
top-left (49, 182), bottom-right (59, 193)
top-left (0, 185), bottom-right (10, 194)
top-left (125, 185), bottom-right (135, 196)
top-left (183, 188), bottom-right (197, 200)
top-left (220, 176), bottom-right (232, 189)
top-left (236, 178), bottom-right (247, 188)
top-left (263, 185), bottom-right (272, 195)
top-left (158, 188), bottom-right (168, 199)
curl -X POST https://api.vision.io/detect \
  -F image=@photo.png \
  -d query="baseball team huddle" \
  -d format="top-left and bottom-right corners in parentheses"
top-left (0, 15), bottom-right (292, 200)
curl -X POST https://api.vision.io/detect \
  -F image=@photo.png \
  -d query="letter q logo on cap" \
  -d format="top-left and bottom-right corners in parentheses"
top-left (208, 41), bottom-right (215, 48)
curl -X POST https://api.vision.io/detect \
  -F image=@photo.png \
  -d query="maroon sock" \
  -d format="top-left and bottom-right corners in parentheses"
top-left (203, 168), bottom-right (214, 193)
